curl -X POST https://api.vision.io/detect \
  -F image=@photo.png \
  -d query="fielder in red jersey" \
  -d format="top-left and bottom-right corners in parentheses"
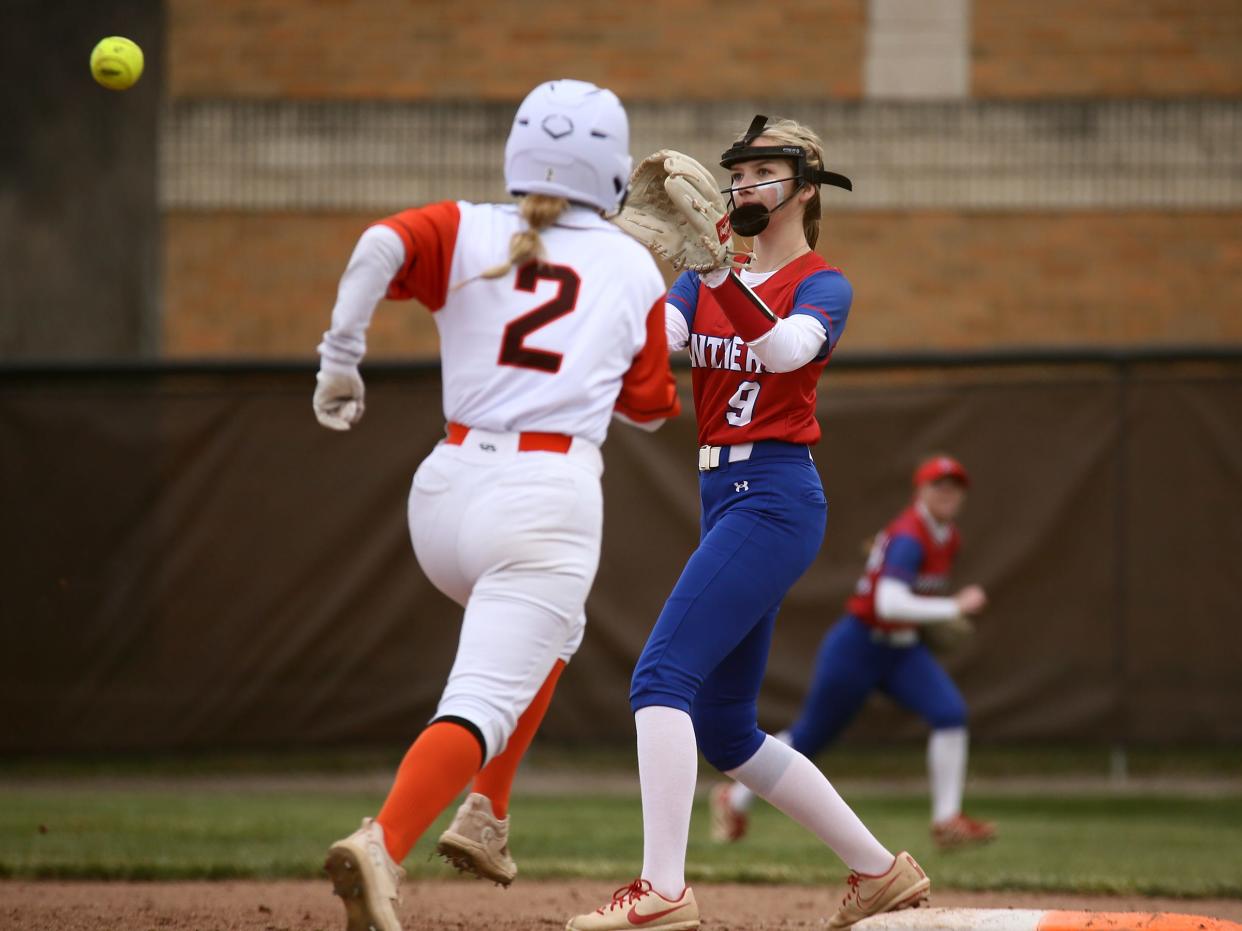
top-left (667, 251), bottom-right (849, 447)
top-left (570, 116), bottom-right (929, 931)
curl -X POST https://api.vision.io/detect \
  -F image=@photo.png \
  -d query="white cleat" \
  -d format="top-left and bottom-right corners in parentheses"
top-left (324, 817), bottom-right (405, 931)
top-left (436, 792), bottom-right (518, 886)
top-left (828, 851), bottom-right (930, 930)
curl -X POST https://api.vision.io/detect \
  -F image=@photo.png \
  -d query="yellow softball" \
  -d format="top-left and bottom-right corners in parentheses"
top-left (90, 36), bottom-right (144, 91)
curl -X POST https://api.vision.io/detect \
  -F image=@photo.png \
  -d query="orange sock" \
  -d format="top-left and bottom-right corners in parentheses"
top-left (376, 720), bottom-right (483, 863)
top-left (471, 659), bottom-right (566, 820)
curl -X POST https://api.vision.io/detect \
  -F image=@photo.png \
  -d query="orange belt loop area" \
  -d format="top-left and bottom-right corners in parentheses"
top-left (517, 432), bottom-right (574, 453)
top-left (445, 422), bottom-right (573, 454)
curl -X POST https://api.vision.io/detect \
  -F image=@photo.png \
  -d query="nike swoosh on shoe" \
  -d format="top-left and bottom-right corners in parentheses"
top-left (856, 874), bottom-right (900, 908)
top-left (627, 902), bottom-right (688, 925)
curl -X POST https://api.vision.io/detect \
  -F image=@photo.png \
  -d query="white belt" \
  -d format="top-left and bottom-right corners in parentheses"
top-left (698, 442), bottom-right (754, 472)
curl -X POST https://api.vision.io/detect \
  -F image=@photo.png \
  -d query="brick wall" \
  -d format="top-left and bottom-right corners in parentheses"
top-left (167, 0), bottom-right (1242, 102)
top-left (162, 212), bottom-right (425, 356)
top-left (160, 1), bottom-right (1242, 359)
top-left (973, 0), bottom-right (1242, 98)
top-left (162, 211), bottom-right (1242, 358)
top-left (828, 212), bottom-right (1242, 349)
top-left (167, 0), bottom-right (865, 100)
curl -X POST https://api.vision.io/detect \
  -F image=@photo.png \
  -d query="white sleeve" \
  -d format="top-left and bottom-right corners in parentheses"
top-left (664, 302), bottom-right (690, 352)
top-left (875, 576), bottom-right (961, 625)
top-left (746, 314), bottom-right (827, 373)
top-left (316, 224), bottom-right (406, 374)
top-left (612, 410), bottom-right (664, 432)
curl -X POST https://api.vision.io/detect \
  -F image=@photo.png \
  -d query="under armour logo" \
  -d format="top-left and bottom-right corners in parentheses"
top-left (734, 481), bottom-right (749, 492)
top-left (479, 443), bottom-right (497, 452)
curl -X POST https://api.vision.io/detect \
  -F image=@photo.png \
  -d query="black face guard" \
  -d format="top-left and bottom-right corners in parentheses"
top-left (719, 114), bottom-right (853, 191)
top-left (719, 114), bottom-right (852, 236)
top-left (724, 177), bottom-right (802, 237)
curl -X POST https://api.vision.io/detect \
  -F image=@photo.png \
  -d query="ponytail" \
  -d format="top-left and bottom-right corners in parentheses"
top-left (480, 194), bottom-right (571, 279)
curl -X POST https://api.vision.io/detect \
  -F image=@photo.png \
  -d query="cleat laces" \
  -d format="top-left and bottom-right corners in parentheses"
top-left (597, 879), bottom-right (653, 914)
top-left (841, 872), bottom-right (862, 906)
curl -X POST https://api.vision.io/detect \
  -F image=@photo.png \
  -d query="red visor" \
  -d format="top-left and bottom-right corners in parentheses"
top-left (914, 456), bottom-right (970, 488)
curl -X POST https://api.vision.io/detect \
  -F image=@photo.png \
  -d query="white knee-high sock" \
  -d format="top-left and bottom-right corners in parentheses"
top-left (728, 776), bottom-right (757, 812)
top-left (726, 734), bottom-right (893, 875)
top-left (727, 729), bottom-right (792, 812)
top-left (635, 706), bottom-right (698, 899)
top-left (928, 726), bottom-right (968, 823)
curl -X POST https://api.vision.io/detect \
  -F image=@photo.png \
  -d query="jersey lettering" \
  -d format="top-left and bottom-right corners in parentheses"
top-left (688, 333), bottom-right (768, 374)
top-left (500, 262), bottom-right (580, 373)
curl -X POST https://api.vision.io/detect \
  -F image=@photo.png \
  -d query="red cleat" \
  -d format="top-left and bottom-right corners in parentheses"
top-left (708, 783), bottom-right (748, 843)
top-left (931, 813), bottom-right (997, 849)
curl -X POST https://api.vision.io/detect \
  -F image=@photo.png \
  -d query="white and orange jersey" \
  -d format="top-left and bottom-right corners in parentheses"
top-left (319, 200), bottom-right (679, 447)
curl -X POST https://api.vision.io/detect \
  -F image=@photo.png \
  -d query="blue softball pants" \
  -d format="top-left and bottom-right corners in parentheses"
top-left (630, 442), bottom-right (827, 773)
top-left (787, 614), bottom-right (968, 757)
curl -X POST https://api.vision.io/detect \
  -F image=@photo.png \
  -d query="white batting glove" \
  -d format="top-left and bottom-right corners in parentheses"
top-left (313, 367), bottom-right (365, 431)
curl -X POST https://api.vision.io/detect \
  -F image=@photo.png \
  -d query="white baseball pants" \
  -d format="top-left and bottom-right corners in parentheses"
top-left (407, 428), bottom-right (604, 764)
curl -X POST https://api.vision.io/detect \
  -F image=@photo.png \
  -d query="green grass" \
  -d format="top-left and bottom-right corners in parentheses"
top-left (2, 785), bottom-right (1240, 897)
top-left (4, 742), bottom-right (1240, 780)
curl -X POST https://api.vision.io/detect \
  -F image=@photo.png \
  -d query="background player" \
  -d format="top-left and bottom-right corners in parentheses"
top-left (712, 455), bottom-right (995, 850)
top-left (313, 79), bottom-right (680, 931)
top-left (567, 117), bottom-right (928, 931)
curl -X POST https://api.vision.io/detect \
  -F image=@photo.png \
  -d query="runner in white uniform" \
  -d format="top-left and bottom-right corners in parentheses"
top-left (314, 79), bottom-right (680, 931)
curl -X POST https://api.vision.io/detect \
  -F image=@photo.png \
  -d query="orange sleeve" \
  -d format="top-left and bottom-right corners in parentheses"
top-left (614, 298), bottom-right (682, 423)
top-left (373, 201), bottom-right (461, 310)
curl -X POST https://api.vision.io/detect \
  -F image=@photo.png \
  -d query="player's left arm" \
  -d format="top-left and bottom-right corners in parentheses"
top-left (788, 270), bottom-right (852, 361)
top-left (697, 268), bottom-right (851, 373)
top-left (875, 535), bottom-right (962, 624)
top-left (614, 297), bottom-right (682, 431)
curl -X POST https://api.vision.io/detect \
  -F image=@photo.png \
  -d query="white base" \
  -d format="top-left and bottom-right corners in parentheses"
top-left (857, 909), bottom-right (1045, 931)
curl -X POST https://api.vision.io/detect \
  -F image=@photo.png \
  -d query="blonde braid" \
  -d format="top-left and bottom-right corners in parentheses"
top-left (480, 194), bottom-right (571, 279)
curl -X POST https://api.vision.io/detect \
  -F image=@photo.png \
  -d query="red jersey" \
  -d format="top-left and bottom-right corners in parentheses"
top-left (845, 505), bottom-right (961, 631)
top-left (667, 253), bottom-right (851, 447)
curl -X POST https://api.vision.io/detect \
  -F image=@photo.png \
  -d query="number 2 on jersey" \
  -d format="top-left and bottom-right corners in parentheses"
top-left (726, 379), bottom-right (761, 426)
top-left (499, 262), bottom-right (580, 373)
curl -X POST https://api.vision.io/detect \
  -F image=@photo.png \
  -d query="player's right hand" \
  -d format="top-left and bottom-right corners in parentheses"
top-left (955, 584), bottom-right (988, 616)
top-left (313, 367), bottom-right (366, 431)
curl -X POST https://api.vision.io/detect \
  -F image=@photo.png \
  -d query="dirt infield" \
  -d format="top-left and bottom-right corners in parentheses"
top-left (4, 880), bottom-right (1241, 931)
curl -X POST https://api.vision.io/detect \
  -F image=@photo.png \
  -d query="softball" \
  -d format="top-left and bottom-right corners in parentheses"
top-left (90, 36), bottom-right (144, 91)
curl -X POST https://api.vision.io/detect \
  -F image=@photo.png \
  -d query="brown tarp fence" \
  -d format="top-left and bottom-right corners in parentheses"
top-left (2, 353), bottom-right (1240, 753)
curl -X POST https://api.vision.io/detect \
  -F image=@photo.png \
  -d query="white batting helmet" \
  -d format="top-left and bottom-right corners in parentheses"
top-left (504, 79), bottom-right (632, 215)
